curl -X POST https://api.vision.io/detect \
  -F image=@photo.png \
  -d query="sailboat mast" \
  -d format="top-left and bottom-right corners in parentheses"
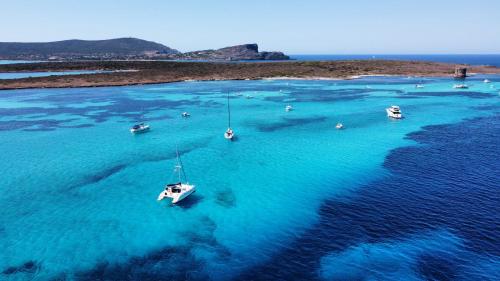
top-left (176, 148), bottom-right (188, 183)
top-left (227, 92), bottom-right (231, 128)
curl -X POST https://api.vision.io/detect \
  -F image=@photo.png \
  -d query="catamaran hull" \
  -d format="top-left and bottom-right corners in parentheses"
top-left (172, 188), bottom-right (195, 204)
top-left (157, 184), bottom-right (196, 204)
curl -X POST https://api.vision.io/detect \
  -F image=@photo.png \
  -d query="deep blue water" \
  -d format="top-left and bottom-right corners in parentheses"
top-left (0, 76), bottom-right (499, 280)
top-left (290, 54), bottom-right (500, 67)
top-left (237, 115), bottom-right (500, 280)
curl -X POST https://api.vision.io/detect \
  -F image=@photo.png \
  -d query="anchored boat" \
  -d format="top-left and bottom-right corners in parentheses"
top-left (130, 123), bottom-right (150, 134)
top-left (386, 105), bottom-right (402, 119)
top-left (157, 149), bottom-right (196, 204)
top-left (224, 93), bottom-right (235, 140)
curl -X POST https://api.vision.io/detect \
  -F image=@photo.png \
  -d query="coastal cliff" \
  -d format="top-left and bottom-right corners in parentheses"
top-left (169, 44), bottom-right (289, 61)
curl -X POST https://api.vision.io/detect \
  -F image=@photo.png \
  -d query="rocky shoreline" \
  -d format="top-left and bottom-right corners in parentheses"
top-left (1, 60), bottom-right (499, 90)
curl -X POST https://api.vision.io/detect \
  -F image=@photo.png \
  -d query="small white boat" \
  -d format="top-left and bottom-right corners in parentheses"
top-left (182, 112), bottom-right (191, 118)
top-left (246, 95), bottom-right (253, 99)
top-left (453, 84), bottom-right (469, 89)
top-left (386, 105), bottom-right (402, 119)
top-left (483, 79), bottom-right (491, 83)
top-left (224, 93), bottom-right (235, 140)
top-left (157, 149), bottom-right (195, 204)
top-left (285, 105), bottom-right (293, 112)
top-left (336, 123), bottom-right (344, 129)
top-left (224, 128), bottom-right (234, 140)
top-left (415, 84), bottom-right (425, 88)
top-left (130, 123), bottom-right (150, 134)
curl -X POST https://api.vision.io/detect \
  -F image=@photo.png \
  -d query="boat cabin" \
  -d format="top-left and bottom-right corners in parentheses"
top-left (166, 183), bottom-right (182, 193)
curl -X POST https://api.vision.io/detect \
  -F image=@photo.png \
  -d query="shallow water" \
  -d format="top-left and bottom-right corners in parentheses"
top-left (0, 60), bottom-right (42, 65)
top-left (0, 70), bottom-right (113, 80)
top-left (0, 75), bottom-right (499, 280)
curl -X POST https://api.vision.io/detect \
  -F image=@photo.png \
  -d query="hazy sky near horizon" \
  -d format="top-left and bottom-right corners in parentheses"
top-left (1, 0), bottom-right (499, 54)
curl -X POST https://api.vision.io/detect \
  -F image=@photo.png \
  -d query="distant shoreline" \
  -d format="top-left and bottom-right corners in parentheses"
top-left (1, 60), bottom-right (499, 90)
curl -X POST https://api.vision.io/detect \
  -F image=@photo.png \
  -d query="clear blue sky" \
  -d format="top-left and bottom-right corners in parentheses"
top-left (1, 0), bottom-right (499, 54)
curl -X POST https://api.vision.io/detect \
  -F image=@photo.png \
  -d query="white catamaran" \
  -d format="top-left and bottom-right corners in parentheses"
top-left (224, 93), bottom-right (235, 140)
top-left (157, 149), bottom-right (196, 204)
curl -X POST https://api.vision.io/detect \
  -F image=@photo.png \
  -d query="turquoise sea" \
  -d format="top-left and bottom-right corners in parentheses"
top-left (0, 60), bottom-right (42, 65)
top-left (0, 75), bottom-right (499, 280)
top-left (0, 70), bottom-right (113, 80)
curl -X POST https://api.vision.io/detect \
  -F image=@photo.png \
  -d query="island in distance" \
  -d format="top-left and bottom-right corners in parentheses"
top-left (0, 37), bottom-right (290, 61)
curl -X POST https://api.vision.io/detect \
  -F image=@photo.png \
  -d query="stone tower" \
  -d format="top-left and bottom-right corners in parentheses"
top-left (454, 66), bottom-right (467, 79)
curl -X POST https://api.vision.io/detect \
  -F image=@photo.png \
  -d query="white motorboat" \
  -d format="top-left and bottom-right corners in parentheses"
top-left (246, 94), bottom-right (253, 99)
top-left (285, 105), bottom-right (293, 112)
top-left (224, 93), bottom-right (235, 140)
top-left (484, 79), bottom-right (491, 83)
top-left (415, 84), bottom-right (425, 88)
top-left (182, 112), bottom-right (191, 118)
top-left (336, 123), bottom-right (344, 129)
top-left (130, 123), bottom-right (150, 134)
top-left (386, 105), bottom-right (402, 119)
top-left (157, 149), bottom-right (196, 204)
top-left (453, 84), bottom-right (469, 89)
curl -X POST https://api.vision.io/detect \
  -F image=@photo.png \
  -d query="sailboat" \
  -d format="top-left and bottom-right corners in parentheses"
top-left (224, 93), bottom-right (235, 140)
top-left (157, 148), bottom-right (196, 204)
